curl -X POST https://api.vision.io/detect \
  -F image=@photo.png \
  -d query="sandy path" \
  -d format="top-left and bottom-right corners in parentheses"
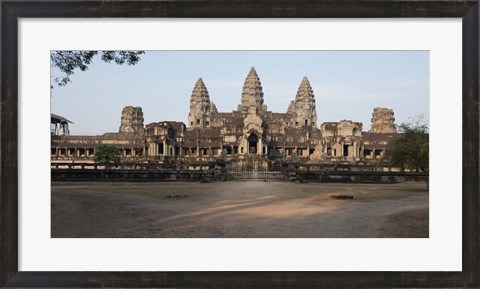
top-left (52, 181), bottom-right (428, 238)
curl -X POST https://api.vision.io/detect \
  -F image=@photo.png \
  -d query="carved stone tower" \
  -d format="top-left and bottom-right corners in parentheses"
top-left (369, 107), bottom-right (397, 133)
top-left (188, 78), bottom-right (213, 128)
top-left (238, 67), bottom-right (267, 114)
top-left (119, 106), bottom-right (144, 133)
top-left (290, 76), bottom-right (317, 128)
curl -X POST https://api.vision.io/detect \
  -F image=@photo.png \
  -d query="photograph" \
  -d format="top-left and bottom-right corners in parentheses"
top-left (50, 50), bottom-right (430, 238)
top-left (2, 0), bottom-right (478, 287)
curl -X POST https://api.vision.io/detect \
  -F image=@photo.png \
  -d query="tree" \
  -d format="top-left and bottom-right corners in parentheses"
top-left (383, 117), bottom-right (429, 185)
top-left (289, 151), bottom-right (299, 164)
top-left (51, 51), bottom-right (144, 87)
top-left (94, 144), bottom-right (121, 168)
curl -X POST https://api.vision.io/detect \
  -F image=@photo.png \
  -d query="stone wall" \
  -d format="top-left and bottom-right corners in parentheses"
top-left (51, 167), bottom-right (426, 183)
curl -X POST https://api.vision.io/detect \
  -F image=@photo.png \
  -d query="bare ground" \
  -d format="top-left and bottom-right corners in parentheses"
top-left (51, 181), bottom-right (428, 238)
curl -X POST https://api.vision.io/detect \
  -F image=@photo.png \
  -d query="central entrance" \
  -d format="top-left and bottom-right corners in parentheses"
top-left (248, 133), bottom-right (258, 154)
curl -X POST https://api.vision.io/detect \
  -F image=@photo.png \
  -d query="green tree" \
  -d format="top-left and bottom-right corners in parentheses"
top-left (51, 51), bottom-right (144, 87)
top-left (289, 151), bottom-right (299, 163)
top-left (383, 117), bottom-right (429, 185)
top-left (94, 144), bottom-right (121, 168)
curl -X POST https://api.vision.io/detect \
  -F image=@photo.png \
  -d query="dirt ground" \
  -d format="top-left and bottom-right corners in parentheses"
top-left (51, 181), bottom-right (428, 238)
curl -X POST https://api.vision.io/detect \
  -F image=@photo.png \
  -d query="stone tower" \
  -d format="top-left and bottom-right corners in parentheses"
top-left (188, 78), bottom-right (213, 128)
top-left (290, 76), bottom-right (317, 127)
top-left (238, 67), bottom-right (267, 113)
top-left (369, 107), bottom-right (396, 133)
top-left (119, 106), bottom-right (144, 133)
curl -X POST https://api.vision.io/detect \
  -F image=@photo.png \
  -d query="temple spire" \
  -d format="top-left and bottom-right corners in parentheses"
top-left (248, 66), bottom-right (258, 77)
top-left (188, 77), bottom-right (213, 128)
top-left (290, 76), bottom-right (317, 127)
top-left (295, 76), bottom-right (315, 103)
top-left (238, 66), bottom-right (266, 113)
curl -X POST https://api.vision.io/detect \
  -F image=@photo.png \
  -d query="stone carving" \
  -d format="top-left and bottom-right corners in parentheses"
top-left (119, 106), bottom-right (144, 133)
top-left (188, 78), bottom-right (212, 128)
top-left (369, 107), bottom-right (396, 133)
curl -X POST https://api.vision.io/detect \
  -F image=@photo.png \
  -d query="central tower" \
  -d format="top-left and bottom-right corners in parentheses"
top-left (237, 67), bottom-right (267, 114)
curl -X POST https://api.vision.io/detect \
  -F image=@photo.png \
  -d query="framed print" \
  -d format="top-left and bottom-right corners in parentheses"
top-left (1, 1), bottom-right (479, 288)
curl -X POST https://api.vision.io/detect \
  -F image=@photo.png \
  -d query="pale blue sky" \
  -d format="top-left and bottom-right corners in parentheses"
top-left (51, 51), bottom-right (429, 135)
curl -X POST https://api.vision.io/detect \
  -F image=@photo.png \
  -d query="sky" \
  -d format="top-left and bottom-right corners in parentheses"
top-left (51, 51), bottom-right (429, 135)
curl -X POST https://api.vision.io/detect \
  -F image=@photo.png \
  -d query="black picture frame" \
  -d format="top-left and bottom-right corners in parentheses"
top-left (1, 1), bottom-right (479, 288)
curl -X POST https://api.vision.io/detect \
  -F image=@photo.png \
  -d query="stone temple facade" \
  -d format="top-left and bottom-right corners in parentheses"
top-left (51, 67), bottom-right (401, 165)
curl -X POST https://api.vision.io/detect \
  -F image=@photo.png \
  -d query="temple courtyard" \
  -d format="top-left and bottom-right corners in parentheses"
top-left (51, 181), bottom-right (428, 238)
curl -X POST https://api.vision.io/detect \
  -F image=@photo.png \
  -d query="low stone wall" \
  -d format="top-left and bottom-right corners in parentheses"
top-left (297, 170), bottom-right (426, 183)
top-left (51, 169), bottom-right (206, 182)
top-left (52, 168), bottom-right (426, 183)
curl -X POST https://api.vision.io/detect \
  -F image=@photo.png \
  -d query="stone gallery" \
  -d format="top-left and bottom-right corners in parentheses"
top-left (51, 67), bottom-right (401, 166)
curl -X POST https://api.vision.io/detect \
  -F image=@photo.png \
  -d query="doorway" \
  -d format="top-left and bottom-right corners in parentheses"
top-left (248, 133), bottom-right (258, 154)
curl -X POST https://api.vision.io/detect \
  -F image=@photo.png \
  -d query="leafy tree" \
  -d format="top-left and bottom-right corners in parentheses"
top-left (289, 151), bottom-right (299, 164)
top-left (94, 144), bottom-right (121, 168)
top-left (51, 51), bottom-right (144, 86)
top-left (383, 117), bottom-right (429, 185)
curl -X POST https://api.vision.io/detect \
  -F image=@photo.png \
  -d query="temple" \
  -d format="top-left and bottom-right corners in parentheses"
top-left (51, 67), bottom-right (401, 167)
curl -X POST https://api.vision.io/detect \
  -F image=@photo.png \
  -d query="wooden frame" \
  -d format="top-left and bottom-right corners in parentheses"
top-left (1, 1), bottom-right (478, 287)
